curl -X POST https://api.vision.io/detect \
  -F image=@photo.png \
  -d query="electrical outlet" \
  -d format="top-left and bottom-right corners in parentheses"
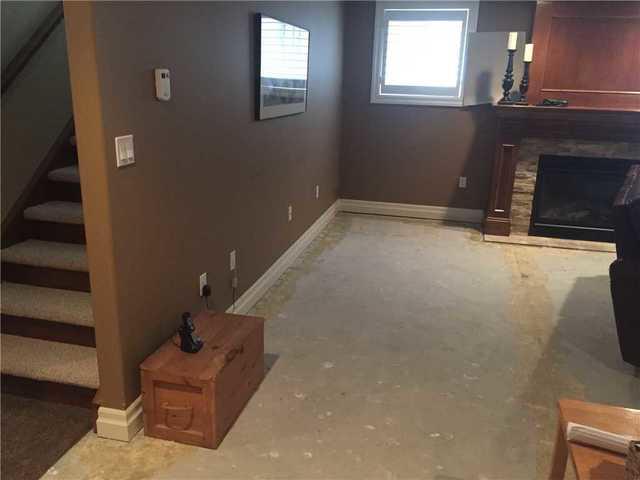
top-left (288, 205), bottom-right (293, 222)
top-left (230, 250), bottom-right (236, 272)
top-left (199, 272), bottom-right (208, 296)
top-left (458, 176), bottom-right (468, 189)
top-left (315, 185), bottom-right (320, 199)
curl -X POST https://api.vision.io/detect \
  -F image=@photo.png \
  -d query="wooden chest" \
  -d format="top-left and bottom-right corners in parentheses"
top-left (140, 311), bottom-right (264, 449)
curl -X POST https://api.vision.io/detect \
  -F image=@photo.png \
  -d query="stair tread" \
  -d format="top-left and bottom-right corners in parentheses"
top-left (1, 240), bottom-right (88, 272)
top-left (1, 334), bottom-right (99, 389)
top-left (24, 201), bottom-right (83, 225)
top-left (48, 165), bottom-right (80, 184)
top-left (1, 282), bottom-right (93, 327)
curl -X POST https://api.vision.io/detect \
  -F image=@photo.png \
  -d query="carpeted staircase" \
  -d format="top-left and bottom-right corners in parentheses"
top-left (1, 143), bottom-right (99, 404)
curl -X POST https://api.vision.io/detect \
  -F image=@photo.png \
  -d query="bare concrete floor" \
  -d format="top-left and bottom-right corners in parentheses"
top-left (42, 213), bottom-right (639, 480)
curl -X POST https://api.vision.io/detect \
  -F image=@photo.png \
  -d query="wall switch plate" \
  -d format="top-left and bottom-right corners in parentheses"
top-left (288, 205), bottom-right (293, 222)
top-left (230, 250), bottom-right (236, 271)
top-left (115, 135), bottom-right (135, 168)
top-left (199, 272), bottom-right (208, 296)
top-left (458, 176), bottom-right (468, 189)
top-left (315, 185), bottom-right (320, 199)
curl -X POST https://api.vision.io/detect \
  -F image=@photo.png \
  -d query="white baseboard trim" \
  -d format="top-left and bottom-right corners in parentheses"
top-left (96, 394), bottom-right (143, 442)
top-left (228, 200), bottom-right (339, 315)
top-left (338, 199), bottom-right (484, 224)
top-left (95, 198), bottom-right (476, 442)
top-left (96, 201), bottom-right (338, 443)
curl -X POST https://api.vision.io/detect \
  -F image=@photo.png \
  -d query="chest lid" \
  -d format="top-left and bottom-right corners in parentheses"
top-left (140, 311), bottom-right (264, 382)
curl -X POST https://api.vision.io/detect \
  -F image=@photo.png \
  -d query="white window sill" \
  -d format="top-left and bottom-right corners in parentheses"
top-left (370, 95), bottom-right (465, 107)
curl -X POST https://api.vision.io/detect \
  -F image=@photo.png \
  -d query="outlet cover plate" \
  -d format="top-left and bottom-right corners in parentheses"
top-left (230, 250), bottom-right (236, 271)
top-left (199, 272), bottom-right (208, 296)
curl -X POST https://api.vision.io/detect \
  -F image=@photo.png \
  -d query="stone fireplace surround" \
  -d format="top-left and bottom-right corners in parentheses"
top-left (484, 105), bottom-right (640, 245)
top-left (511, 138), bottom-right (640, 234)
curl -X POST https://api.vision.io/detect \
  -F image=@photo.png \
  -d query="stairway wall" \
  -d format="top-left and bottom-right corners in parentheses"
top-left (64, 1), bottom-right (343, 409)
top-left (1, 1), bottom-right (53, 71)
top-left (1, 20), bottom-right (73, 222)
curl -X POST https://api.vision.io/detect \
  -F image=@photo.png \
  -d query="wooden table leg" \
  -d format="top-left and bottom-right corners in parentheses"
top-left (549, 420), bottom-right (568, 480)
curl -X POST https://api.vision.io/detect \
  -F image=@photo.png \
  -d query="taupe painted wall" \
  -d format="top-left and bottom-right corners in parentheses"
top-left (64, 1), bottom-right (343, 408)
top-left (1, 21), bottom-right (73, 222)
top-left (1, 1), bottom-right (53, 70)
top-left (340, 1), bottom-right (536, 210)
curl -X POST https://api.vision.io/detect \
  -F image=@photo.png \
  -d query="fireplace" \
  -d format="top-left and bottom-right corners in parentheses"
top-left (529, 155), bottom-right (639, 242)
top-left (484, 106), bottom-right (640, 244)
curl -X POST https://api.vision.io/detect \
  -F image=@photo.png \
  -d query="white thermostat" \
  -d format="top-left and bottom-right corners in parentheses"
top-left (154, 68), bottom-right (171, 101)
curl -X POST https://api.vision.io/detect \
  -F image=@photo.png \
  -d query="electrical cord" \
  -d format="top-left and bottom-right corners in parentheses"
top-left (232, 286), bottom-right (236, 312)
top-left (201, 284), bottom-right (212, 311)
top-left (231, 269), bottom-right (238, 312)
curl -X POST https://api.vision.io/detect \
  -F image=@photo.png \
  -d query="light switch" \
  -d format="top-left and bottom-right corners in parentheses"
top-left (115, 135), bottom-right (135, 168)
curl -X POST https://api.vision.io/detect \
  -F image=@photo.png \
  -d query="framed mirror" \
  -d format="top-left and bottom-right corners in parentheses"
top-left (255, 14), bottom-right (310, 120)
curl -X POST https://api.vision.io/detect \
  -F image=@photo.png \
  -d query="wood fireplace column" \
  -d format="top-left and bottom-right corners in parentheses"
top-left (484, 112), bottom-right (523, 236)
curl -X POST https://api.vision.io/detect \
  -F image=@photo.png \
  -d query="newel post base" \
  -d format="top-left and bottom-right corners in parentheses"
top-left (484, 216), bottom-right (512, 236)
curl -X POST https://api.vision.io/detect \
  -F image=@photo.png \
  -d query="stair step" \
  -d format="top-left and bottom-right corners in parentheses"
top-left (24, 201), bottom-right (83, 225)
top-left (1, 283), bottom-right (93, 327)
top-left (1, 334), bottom-right (99, 389)
top-left (47, 180), bottom-right (82, 203)
top-left (1, 239), bottom-right (88, 272)
top-left (1, 315), bottom-right (95, 347)
top-left (48, 165), bottom-right (80, 184)
top-left (27, 220), bottom-right (86, 245)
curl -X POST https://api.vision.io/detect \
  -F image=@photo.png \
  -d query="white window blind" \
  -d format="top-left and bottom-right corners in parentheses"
top-left (384, 20), bottom-right (463, 88)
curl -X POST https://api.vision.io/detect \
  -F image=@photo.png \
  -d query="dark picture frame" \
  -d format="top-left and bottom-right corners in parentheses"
top-left (255, 13), bottom-right (310, 120)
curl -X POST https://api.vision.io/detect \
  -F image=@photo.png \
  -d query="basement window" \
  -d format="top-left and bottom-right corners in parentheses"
top-left (370, 1), bottom-right (479, 107)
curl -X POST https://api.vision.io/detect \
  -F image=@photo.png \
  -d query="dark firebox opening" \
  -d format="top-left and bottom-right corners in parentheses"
top-left (530, 155), bottom-right (640, 243)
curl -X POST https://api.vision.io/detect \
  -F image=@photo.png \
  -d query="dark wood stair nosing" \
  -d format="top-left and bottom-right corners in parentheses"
top-left (46, 181), bottom-right (82, 203)
top-left (1, 374), bottom-right (97, 410)
top-left (1, 262), bottom-right (90, 292)
top-left (1, 314), bottom-right (96, 347)
top-left (25, 220), bottom-right (86, 244)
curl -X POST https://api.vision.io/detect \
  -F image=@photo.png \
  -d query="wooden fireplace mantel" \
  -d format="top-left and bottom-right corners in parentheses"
top-left (484, 105), bottom-right (640, 236)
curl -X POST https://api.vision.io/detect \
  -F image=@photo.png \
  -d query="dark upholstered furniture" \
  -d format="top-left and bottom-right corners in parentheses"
top-left (609, 165), bottom-right (640, 367)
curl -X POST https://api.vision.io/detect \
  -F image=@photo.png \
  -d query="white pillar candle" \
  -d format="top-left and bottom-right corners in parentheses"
top-left (524, 43), bottom-right (534, 62)
top-left (507, 32), bottom-right (518, 50)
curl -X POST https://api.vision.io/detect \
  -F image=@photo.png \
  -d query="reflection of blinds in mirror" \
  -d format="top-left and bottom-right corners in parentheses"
top-left (261, 17), bottom-right (309, 80)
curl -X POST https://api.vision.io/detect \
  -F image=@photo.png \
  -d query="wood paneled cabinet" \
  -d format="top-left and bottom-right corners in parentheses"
top-left (528, 2), bottom-right (640, 109)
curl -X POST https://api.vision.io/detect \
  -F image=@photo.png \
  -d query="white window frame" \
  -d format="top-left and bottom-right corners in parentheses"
top-left (370, 1), bottom-right (479, 107)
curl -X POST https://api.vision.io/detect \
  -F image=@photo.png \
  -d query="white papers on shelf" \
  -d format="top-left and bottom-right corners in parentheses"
top-left (566, 422), bottom-right (635, 456)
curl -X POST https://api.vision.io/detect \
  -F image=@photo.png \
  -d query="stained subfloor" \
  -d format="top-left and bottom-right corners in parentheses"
top-left (42, 213), bottom-right (639, 480)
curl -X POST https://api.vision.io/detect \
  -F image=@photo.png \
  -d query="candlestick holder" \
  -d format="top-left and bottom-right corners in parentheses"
top-left (515, 62), bottom-right (531, 105)
top-left (498, 49), bottom-right (516, 105)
